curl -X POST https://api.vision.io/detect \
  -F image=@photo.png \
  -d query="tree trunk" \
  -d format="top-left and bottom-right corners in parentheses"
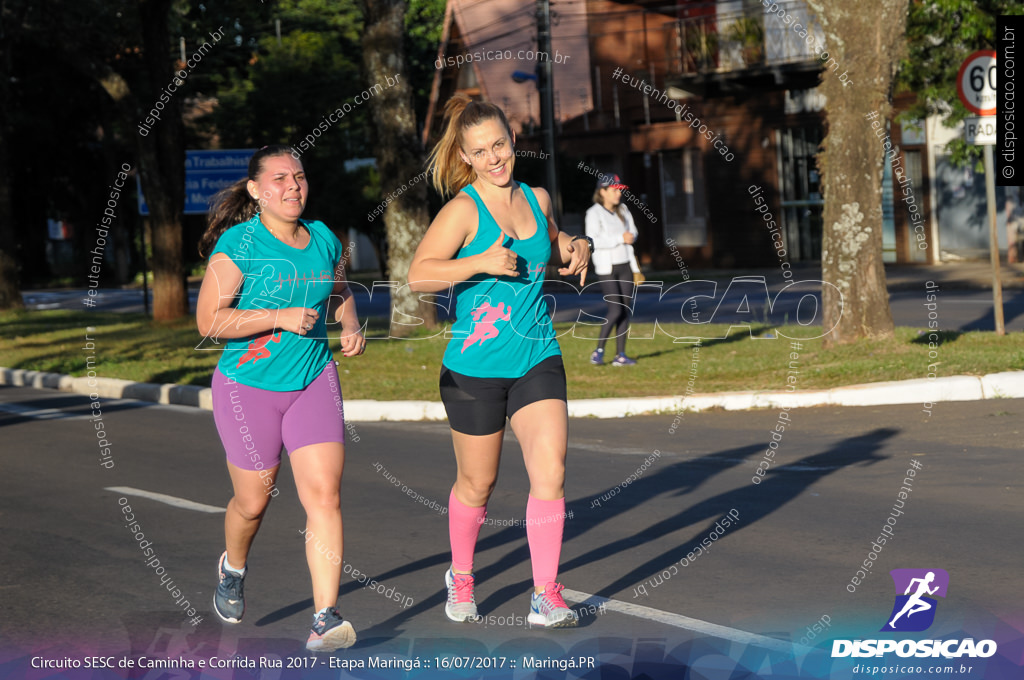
top-left (138, 0), bottom-right (187, 321)
top-left (806, 0), bottom-right (906, 346)
top-left (0, 1), bottom-right (24, 310)
top-left (0, 126), bottom-right (22, 310)
top-left (360, 0), bottom-right (436, 337)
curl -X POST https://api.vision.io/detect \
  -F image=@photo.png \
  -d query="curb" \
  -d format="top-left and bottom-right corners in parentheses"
top-left (3, 367), bottom-right (1024, 421)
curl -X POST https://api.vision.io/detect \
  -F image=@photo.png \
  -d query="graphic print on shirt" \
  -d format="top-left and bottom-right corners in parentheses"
top-left (527, 261), bottom-right (546, 278)
top-left (461, 301), bottom-right (512, 352)
top-left (236, 331), bottom-right (282, 367)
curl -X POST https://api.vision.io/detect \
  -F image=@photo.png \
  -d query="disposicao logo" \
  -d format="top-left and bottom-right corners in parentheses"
top-left (832, 569), bottom-right (997, 659)
top-left (882, 568), bottom-right (948, 632)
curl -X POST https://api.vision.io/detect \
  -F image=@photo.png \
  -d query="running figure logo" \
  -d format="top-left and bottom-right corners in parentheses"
top-left (236, 331), bottom-right (282, 368)
top-left (881, 568), bottom-right (949, 632)
top-left (461, 301), bottom-right (512, 352)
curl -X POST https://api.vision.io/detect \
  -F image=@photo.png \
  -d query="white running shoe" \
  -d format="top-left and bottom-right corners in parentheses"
top-left (444, 568), bottom-right (479, 622)
top-left (528, 582), bottom-right (578, 628)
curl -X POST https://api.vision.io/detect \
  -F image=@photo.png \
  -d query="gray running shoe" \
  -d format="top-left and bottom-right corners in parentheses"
top-left (528, 582), bottom-right (578, 628)
top-left (213, 551), bottom-right (245, 623)
top-left (306, 607), bottom-right (356, 652)
top-left (444, 569), bottom-right (479, 622)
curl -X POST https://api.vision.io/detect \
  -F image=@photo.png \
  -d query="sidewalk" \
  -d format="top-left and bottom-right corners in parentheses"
top-left (4, 365), bottom-right (1023, 421)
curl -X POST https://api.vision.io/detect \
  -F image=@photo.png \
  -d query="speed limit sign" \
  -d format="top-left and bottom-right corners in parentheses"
top-left (956, 50), bottom-right (997, 115)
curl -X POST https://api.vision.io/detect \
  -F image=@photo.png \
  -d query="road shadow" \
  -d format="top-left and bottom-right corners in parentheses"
top-left (266, 428), bottom-right (893, 644)
top-left (959, 290), bottom-right (1024, 331)
top-left (570, 427), bottom-right (895, 599)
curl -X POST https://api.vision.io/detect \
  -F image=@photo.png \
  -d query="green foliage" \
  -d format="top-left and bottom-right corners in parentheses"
top-left (4, 0), bottom-right (445, 286)
top-left (897, 0), bottom-right (1024, 168)
top-left (406, 0), bottom-right (448, 124)
top-left (179, 0), bottom-right (444, 248)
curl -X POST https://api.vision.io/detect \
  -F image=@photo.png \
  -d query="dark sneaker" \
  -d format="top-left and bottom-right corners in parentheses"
top-left (611, 353), bottom-right (637, 366)
top-left (590, 348), bottom-right (605, 365)
top-left (527, 582), bottom-right (578, 628)
top-left (444, 569), bottom-right (479, 622)
top-left (213, 551), bottom-right (245, 623)
top-left (306, 607), bottom-right (356, 652)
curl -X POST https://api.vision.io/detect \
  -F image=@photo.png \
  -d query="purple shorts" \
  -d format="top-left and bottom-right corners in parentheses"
top-left (211, 361), bottom-right (346, 471)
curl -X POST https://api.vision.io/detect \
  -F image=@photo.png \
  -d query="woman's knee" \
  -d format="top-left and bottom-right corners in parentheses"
top-left (230, 493), bottom-right (271, 521)
top-left (300, 485), bottom-right (341, 514)
top-left (526, 453), bottom-right (565, 487)
top-left (529, 464), bottom-right (565, 488)
top-left (455, 475), bottom-right (496, 504)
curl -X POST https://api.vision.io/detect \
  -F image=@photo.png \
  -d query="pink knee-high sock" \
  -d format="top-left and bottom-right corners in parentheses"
top-left (526, 495), bottom-right (565, 588)
top-left (449, 489), bottom-right (486, 573)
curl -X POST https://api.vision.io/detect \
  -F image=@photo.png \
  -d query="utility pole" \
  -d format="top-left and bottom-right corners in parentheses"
top-left (536, 0), bottom-right (561, 221)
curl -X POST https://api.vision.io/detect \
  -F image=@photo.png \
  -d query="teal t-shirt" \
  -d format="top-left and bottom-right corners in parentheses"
top-left (442, 183), bottom-right (561, 378)
top-left (210, 218), bottom-right (342, 391)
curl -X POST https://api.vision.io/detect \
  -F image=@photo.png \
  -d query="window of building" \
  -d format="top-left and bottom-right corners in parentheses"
top-left (776, 125), bottom-right (823, 261)
top-left (659, 148), bottom-right (707, 246)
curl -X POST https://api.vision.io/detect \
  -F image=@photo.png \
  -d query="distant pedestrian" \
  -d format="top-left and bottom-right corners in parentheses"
top-left (408, 94), bottom-right (591, 628)
top-left (195, 144), bottom-right (365, 652)
top-left (586, 173), bottom-right (640, 366)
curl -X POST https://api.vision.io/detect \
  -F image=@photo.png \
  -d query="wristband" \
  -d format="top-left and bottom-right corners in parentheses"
top-left (572, 235), bottom-right (594, 255)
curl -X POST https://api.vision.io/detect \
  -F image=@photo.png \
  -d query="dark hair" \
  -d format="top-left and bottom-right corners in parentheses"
top-left (425, 94), bottom-right (514, 198)
top-left (198, 144), bottom-right (299, 258)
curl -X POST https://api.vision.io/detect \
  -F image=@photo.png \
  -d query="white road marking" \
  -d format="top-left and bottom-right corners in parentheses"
top-left (105, 486), bottom-right (225, 514)
top-left (562, 588), bottom-right (805, 654)
top-left (0, 402), bottom-right (80, 420)
top-left (0, 399), bottom-right (140, 421)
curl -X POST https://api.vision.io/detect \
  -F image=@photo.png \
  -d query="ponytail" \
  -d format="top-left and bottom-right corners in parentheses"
top-left (199, 180), bottom-right (255, 258)
top-left (426, 94), bottom-right (513, 198)
top-left (197, 144), bottom-right (298, 258)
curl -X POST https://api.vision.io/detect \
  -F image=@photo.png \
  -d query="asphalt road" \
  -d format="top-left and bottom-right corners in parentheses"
top-left (1, 385), bottom-right (1021, 679)
top-left (20, 282), bottom-right (1024, 333)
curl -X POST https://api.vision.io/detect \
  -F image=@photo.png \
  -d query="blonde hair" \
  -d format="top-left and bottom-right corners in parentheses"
top-left (426, 94), bottom-right (514, 198)
top-left (593, 187), bottom-right (627, 223)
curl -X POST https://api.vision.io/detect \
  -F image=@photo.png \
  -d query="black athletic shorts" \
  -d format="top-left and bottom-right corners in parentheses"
top-left (439, 355), bottom-right (567, 436)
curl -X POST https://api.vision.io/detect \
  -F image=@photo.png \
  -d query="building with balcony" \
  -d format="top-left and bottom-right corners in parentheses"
top-left (426, 0), bottom-right (1019, 270)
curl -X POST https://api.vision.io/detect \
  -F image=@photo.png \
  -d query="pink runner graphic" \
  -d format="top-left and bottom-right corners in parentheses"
top-left (236, 332), bottom-right (282, 367)
top-left (461, 302), bottom-right (512, 352)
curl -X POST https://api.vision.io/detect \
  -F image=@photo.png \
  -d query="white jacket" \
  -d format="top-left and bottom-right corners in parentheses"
top-left (585, 203), bottom-right (640, 276)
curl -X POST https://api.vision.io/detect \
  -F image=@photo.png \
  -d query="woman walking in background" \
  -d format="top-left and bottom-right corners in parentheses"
top-left (408, 94), bottom-right (591, 628)
top-left (195, 144), bottom-right (365, 652)
top-left (585, 173), bottom-right (640, 366)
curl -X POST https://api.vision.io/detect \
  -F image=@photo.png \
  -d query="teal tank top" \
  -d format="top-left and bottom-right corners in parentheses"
top-left (210, 218), bottom-right (342, 391)
top-left (442, 183), bottom-right (561, 378)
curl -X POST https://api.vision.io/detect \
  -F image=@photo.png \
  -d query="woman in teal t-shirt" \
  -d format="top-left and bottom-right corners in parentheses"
top-left (409, 95), bottom-right (592, 628)
top-left (195, 144), bottom-right (365, 652)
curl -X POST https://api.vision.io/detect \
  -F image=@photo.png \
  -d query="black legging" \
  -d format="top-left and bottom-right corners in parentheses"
top-left (596, 262), bottom-right (635, 356)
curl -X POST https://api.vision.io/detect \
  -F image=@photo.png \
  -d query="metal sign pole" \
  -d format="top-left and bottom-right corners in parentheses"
top-left (984, 143), bottom-right (1005, 335)
top-left (958, 51), bottom-right (1002, 335)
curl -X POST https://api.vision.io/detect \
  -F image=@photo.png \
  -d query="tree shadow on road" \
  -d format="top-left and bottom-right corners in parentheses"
top-left (253, 441), bottom-right (761, 638)
top-left (284, 428), bottom-right (894, 644)
top-left (954, 289), bottom-right (1024, 332)
top-left (566, 427), bottom-right (896, 600)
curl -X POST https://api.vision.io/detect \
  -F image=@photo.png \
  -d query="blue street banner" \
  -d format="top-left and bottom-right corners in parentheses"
top-left (137, 149), bottom-right (254, 215)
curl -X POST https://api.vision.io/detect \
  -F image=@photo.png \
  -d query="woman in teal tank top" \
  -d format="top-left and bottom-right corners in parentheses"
top-left (195, 145), bottom-right (365, 652)
top-left (409, 94), bottom-right (592, 628)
